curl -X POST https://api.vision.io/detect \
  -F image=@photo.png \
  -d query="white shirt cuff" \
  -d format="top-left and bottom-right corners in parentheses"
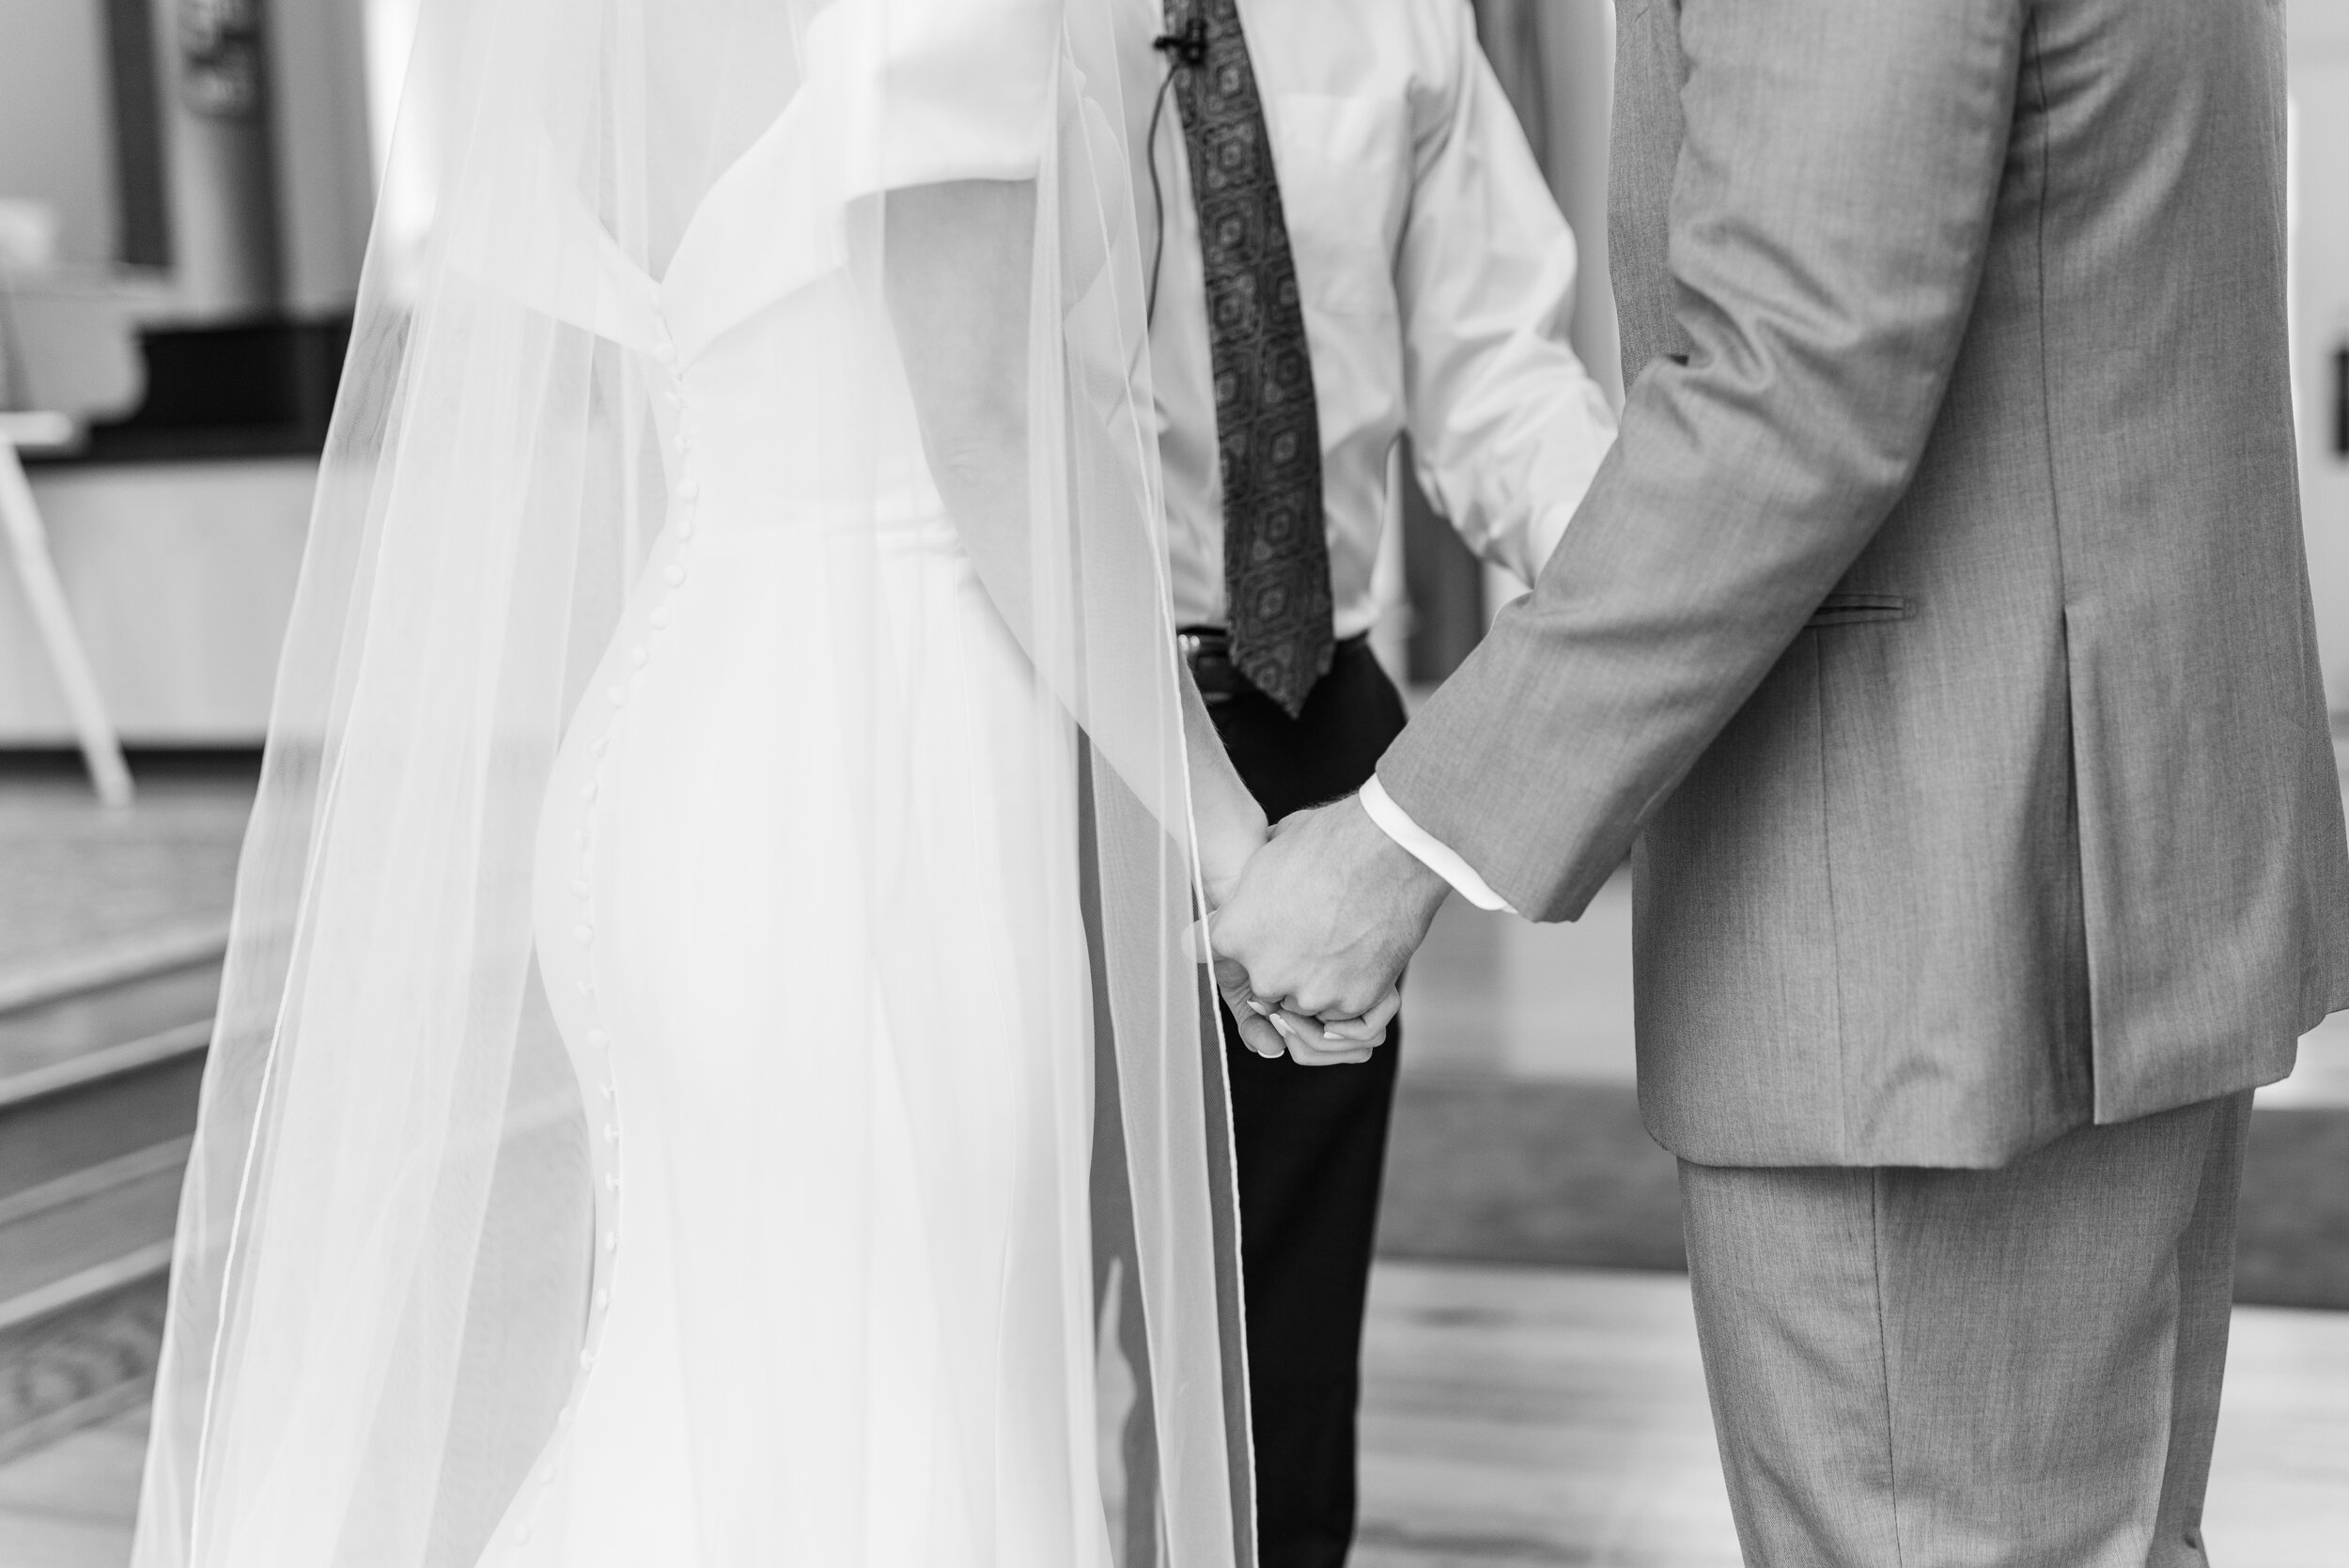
top-left (1360, 775), bottom-right (1517, 914)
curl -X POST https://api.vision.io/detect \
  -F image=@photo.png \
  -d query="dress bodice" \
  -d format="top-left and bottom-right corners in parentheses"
top-left (445, 0), bottom-right (1067, 535)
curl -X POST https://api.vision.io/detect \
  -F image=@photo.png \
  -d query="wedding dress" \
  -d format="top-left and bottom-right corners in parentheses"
top-left (129, 2), bottom-right (1251, 1564)
top-left (518, 241), bottom-right (1107, 1568)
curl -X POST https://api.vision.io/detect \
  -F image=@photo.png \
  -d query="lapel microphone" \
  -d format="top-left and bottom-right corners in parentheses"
top-left (1153, 16), bottom-right (1207, 68)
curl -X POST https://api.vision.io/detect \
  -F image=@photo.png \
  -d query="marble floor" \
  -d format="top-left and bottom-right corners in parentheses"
top-left (5, 1259), bottom-right (2346, 1568)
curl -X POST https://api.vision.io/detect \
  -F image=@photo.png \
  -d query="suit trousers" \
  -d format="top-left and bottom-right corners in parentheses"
top-left (1677, 1091), bottom-right (2252, 1568)
top-left (1207, 636), bottom-right (1409, 1568)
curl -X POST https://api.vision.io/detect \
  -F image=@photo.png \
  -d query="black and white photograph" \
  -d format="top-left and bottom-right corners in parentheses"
top-left (1, 0), bottom-right (2346, 1563)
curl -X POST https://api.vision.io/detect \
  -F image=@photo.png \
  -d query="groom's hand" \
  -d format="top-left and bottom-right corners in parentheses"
top-left (1210, 793), bottom-right (1452, 1025)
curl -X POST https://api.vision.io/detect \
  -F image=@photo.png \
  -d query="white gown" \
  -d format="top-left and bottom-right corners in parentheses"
top-left (129, 5), bottom-right (1247, 1565)
top-left (511, 287), bottom-right (1110, 1566)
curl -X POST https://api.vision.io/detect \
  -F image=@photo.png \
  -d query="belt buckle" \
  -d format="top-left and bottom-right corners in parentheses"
top-left (1178, 630), bottom-right (1236, 705)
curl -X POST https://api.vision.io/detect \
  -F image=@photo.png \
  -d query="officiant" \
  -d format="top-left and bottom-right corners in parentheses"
top-left (1120, 1), bottom-right (1616, 1561)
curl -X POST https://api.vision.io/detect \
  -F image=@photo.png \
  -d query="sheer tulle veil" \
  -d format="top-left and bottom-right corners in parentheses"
top-left (129, 0), bottom-right (1253, 1562)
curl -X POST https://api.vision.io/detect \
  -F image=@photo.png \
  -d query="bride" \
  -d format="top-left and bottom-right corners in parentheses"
top-left (127, 0), bottom-right (1377, 1561)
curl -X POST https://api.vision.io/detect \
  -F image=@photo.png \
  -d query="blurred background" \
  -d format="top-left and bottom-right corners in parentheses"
top-left (0, 1), bottom-right (2344, 1564)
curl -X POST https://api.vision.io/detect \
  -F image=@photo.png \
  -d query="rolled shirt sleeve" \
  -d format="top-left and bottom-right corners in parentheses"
top-left (1361, 774), bottom-right (1517, 912)
top-left (1395, 1), bottom-right (1616, 588)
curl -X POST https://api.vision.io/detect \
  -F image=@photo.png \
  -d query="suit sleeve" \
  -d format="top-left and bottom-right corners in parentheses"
top-left (1375, 0), bottom-right (2029, 921)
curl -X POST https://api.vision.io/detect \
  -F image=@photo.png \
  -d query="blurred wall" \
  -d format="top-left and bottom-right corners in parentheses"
top-left (0, 0), bottom-right (122, 269)
top-left (1486, 0), bottom-right (1621, 406)
top-left (2293, 0), bottom-right (2349, 709)
top-left (267, 0), bottom-right (375, 318)
top-left (0, 0), bottom-right (375, 318)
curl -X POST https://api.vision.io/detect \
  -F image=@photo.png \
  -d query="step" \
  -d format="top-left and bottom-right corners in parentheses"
top-left (0, 925), bottom-right (222, 1091)
top-left (0, 922), bottom-right (218, 1198)
top-left (0, 929), bottom-right (222, 1461)
top-left (0, 1149), bottom-right (184, 1323)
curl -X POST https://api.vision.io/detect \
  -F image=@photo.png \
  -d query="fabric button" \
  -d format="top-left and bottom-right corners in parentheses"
top-left (650, 607), bottom-right (672, 629)
top-left (677, 478), bottom-right (700, 501)
top-left (664, 565), bottom-right (686, 587)
top-left (652, 341), bottom-right (677, 365)
top-left (572, 924), bottom-right (593, 945)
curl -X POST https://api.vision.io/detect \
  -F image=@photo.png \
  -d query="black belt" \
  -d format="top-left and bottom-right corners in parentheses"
top-left (1178, 626), bottom-right (1363, 706)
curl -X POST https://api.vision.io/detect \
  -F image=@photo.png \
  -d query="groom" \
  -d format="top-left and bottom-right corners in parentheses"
top-left (1213, 0), bottom-right (2349, 1560)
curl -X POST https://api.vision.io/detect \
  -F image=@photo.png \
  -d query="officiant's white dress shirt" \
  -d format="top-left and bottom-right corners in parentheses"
top-left (1115, 0), bottom-right (1616, 644)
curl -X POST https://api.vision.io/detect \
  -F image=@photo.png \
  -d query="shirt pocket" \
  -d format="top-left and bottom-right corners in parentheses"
top-left (1265, 92), bottom-right (1408, 318)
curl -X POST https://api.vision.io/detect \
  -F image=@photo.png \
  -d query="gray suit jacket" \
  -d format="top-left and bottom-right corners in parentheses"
top-left (1378, 0), bottom-right (2349, 1166)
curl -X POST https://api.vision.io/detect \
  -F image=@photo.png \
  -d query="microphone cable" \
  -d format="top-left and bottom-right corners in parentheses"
top-left (1146, 14), bottom-right (1206, 328)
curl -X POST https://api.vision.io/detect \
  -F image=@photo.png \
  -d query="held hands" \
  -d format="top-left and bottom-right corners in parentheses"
top-left (1204, 792), bottom-right (1453, 1068)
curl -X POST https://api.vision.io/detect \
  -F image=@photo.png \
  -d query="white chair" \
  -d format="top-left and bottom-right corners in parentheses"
top-left (1, 199), bottom-right (140, 808)
top-left (0, 409), bottom-right (132, 807)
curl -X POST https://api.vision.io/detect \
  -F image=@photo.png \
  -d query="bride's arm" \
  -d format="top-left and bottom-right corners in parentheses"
top-left (882, 179), bottom-right (1268, 905)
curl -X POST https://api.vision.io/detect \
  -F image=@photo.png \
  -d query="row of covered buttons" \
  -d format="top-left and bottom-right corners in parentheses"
top-left (506, 317), bottom-right (696, 1552)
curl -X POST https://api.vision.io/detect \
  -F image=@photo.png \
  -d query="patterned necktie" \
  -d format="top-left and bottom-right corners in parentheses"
top-left (1163, 0), bottom-right (1332, 717)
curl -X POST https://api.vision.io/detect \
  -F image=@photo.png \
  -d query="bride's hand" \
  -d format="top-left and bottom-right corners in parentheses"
top-left (1198, 797), bottom-right (1269, 911)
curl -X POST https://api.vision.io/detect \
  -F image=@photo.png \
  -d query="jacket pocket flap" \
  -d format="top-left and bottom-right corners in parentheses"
top-left (1806, 593), bottom-right (1910, 628)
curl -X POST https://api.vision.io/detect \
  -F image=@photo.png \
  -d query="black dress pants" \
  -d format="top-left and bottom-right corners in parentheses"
top-left (1207, 637), bottom-right (1408, 1568)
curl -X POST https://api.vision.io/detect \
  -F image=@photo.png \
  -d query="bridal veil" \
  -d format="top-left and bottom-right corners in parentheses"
top-left (129, 0), bottom-right (1252, 1561)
